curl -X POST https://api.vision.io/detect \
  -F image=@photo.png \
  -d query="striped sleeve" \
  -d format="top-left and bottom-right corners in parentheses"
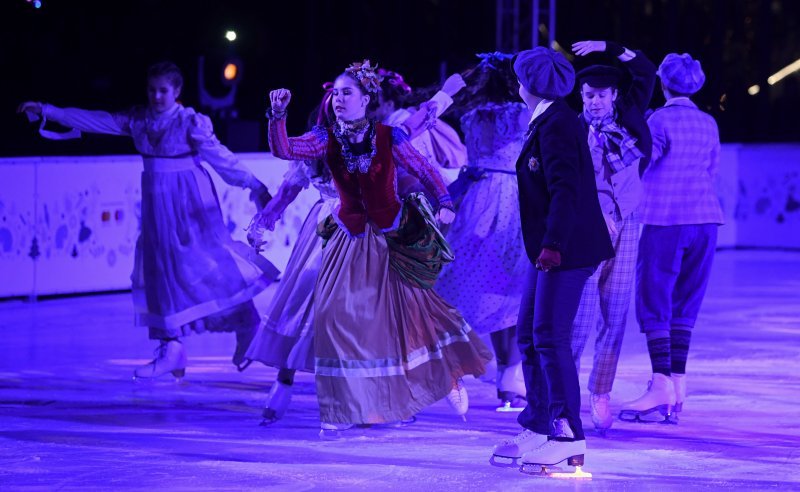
top-left (391, 127), bottom-right (453, 210)
top-left (268, 118), bottom-right (327, 161)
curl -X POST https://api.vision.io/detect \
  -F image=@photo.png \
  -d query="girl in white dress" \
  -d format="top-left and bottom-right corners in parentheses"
top-left (18, 62), bottom-right (277, 380)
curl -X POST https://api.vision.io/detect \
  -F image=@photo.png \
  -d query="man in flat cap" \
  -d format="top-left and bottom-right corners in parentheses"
top-left (491, 46), bottom-right (613, 470)
top-left (568, 39), bottom-right (656, 435)
top-left (620, 53), bottom-right (724, 424)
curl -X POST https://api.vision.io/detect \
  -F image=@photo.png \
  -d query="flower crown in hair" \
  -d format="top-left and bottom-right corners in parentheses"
top-left (345, 59), bottom-right (383, 93)
top-left (476, 52), bottom-right (514, 70)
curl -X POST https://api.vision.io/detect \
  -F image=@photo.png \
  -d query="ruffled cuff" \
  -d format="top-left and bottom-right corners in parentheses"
top-left (437, 194), bottom-right (455, 212)
top-left (251, 182), bottom-right (272, 209)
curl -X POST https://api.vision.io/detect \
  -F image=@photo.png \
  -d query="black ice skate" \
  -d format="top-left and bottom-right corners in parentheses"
top-left (260, 380), bottom-right (293, 426)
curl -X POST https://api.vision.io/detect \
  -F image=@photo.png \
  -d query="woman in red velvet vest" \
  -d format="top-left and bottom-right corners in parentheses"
top-left (266, 61), bottom-right (491, 437)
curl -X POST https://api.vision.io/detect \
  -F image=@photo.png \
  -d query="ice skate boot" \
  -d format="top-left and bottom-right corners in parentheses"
top-left (490, 428), bottom-right (547, 467)
top-left (133, 339), bottom-right (187, 382)
top-left (590, 393), bottom-right (613, 434)
top-left (446, 378), bottom-right (469, 421)
top-left (260, 381), bottom-right (293, 425)
top-left (319, 422), bottom-right (355, 440)
top-left (670, 373), bottom-right (686, 423)
top-left (496, 391), bottom-right (527, 413)
top-left (232, 328), bottom-right (255, 372)
top-left (496, 362), bottom-right (527, 412)
top-left (618, 373), bottom-right (675, 423)
top-left (519, 419), bottom-right (591, 479)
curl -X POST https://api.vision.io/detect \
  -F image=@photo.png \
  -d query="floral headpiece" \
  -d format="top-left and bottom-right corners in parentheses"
top-left (476, 52), bottom-right (514, 71)
top-left (377, 68), bottom-right (412, 95)
top-left (345, 59), bottom-right (383, 94)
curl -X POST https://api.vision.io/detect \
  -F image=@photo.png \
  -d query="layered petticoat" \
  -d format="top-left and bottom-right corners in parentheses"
top-left (313, 194), bottom-right (492, 424)
top-left (244, 200), bottom-right (326, 372)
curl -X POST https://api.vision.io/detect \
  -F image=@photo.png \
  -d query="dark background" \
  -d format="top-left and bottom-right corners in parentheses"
top-left (2, 0), bottom-right (798, 156)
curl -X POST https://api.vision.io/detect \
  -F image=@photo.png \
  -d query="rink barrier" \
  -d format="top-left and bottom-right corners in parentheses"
top-left (1, 144), bottom-right (799, 298)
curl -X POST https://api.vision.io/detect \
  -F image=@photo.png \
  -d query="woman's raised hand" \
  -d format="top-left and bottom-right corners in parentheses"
top-left (269, 89), bottom-right (292, 112)
top-left (441, 73), bottom-right (466, 98)
top-left (17, 101), bottom-right (43, 117)
top-left (572, 40), bottom-right (607, 56)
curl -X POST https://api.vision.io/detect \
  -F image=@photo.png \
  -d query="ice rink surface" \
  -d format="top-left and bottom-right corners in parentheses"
top-left (1, 250), bottom-right (799, 491)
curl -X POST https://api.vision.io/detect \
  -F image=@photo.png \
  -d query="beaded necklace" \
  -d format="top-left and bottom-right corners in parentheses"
top-left (333, 118), bottom-right (377, 174)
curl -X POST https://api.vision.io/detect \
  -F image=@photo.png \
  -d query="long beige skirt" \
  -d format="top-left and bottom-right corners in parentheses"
top-left (314, 200), bottom-right (492, 424)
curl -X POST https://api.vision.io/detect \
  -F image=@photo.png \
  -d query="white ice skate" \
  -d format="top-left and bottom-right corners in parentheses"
top-left (446, 379), bottom-right (469, 421)
top-left (260, 381), bottom-right (293, 425)
top-left (519, 439), bottom-right (591, 479)
top-left (670, 373), bottom-right (686, 423)
top-left (496, 362), bottom-right (527, 413)
top-left (618, 373), bottom-right (675, 423)
top-left (319, 422), bottom-right (355, 440)
top-left (490, 428), bottom-right (548, 467)
top-left (133, 339), bottom-right (187, 382)
top-left (590, 393), bottom-right (613, 434)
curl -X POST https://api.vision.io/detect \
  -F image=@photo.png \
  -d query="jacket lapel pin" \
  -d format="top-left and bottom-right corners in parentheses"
top-left (527, 156), bottom-right (540, 172)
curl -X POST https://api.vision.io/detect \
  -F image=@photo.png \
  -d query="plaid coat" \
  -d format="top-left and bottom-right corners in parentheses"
top-left (641, 98), bottom-right (724, 226)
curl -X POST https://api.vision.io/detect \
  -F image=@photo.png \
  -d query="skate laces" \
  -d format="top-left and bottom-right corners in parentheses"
top-left (591, 393), bottom-right (610, 409)
top-left (151, 343), bottom-right (168, 361)
top-left (152, 340), bottom-right (179, 359)
top-left (552, 418), bottom-right (575, 439)
top-left (507, 429), bottom-right (537, 444)
top-left (448, 383), bottom-right (465, 401)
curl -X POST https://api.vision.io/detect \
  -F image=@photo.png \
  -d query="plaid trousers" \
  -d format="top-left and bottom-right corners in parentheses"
top-left (571, 211), bottom-right (639, 395)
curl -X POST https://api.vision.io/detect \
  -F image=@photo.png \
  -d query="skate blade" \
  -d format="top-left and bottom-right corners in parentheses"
top-left (370, 416), bottom-right (418, 429)
top-left (495, 402), bottom-right (524, 413)
top-left (259, 416), bottom-right (279, 427)
top-left (489, 455), bottom-right (520, 468)
top-left (319, 429), bottom-right (345, 441)
top-left (665, 410), bottom-right (680, 425)
top-left (549, 466), bottom-right (593, 479)
top-left (132, 373), bottom-right (186, 385)
top-left (618, 406), bottom-right (670, 423)
top-left (520, 464), bottom-right (592, 479)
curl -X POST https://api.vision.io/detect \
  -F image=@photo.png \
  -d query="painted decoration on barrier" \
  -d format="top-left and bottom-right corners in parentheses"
top-left (0, 154), bottom-right (316, 298)
top-left (2, 146), bottom-right (798, 297)
top-left (735, 146), bottom-right (800, 249)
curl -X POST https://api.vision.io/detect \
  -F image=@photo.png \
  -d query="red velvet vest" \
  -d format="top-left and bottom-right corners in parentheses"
top-left (327, 123), bottom-right (400, 235)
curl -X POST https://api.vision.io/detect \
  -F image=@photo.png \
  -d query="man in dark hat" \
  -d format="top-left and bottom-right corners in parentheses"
top-left (491, 46), bottom-right (613, 471)
top-left (620, 53), bottom-right (724, 424)
top-left (568, 40), bottom-right (657, 435)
